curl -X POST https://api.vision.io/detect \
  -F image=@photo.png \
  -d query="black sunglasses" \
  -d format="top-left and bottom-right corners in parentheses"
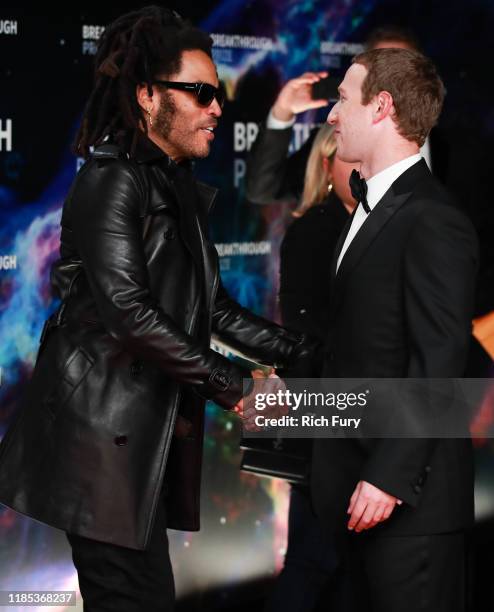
top-left (152, 80), bottom-right (225, 108)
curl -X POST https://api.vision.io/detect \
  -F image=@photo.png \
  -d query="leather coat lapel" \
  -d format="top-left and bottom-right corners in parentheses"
top-left (169, 175), bottom-right (207, 288)
top-left (195, 181), bottom-right (219, 316)
top-left (152, 164), bottom-right (218, 317)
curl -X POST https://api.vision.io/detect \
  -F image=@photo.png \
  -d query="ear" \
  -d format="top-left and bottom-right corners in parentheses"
top-left (322, 156), bottom-right (333, 174)
top-left (322, 156), bottom-right (333, 183)
top-left (136, 83), bottom-right (156, 113)
top-left (371, 91), bottom-right (394, 124)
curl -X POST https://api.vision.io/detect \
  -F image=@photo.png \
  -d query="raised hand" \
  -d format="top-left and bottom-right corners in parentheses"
top-left (271, 72), bottom-right (329, 122)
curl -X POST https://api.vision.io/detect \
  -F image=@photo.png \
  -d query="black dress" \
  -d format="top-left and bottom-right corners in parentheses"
top-left (279, 191), bottom-right (349, 340)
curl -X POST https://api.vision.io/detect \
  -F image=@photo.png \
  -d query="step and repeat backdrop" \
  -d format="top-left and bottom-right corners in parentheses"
top-left (1, 1), bottom-right (494, 609)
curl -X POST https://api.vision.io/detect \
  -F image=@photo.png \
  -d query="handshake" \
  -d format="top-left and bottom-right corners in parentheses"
top-left (233, 368), bottom-right (288, 432)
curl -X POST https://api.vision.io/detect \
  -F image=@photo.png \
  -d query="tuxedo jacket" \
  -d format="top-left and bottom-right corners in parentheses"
top-left (311, 159), bottom-right (479, 536)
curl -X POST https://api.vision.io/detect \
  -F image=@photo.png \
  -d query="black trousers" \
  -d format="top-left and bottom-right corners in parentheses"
top-left (333, 530), bottom-right (470, 612)
top-left (66, 499), bottom-right (174, 612)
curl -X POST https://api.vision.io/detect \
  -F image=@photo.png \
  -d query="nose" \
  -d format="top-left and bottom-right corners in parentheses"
top-left (209, 97), bottom-right (222, 118)
top-left (327, 102), bottom-right (338, 125)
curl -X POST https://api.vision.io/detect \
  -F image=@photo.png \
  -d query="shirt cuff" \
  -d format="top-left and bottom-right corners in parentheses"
top-left (267, 110), bottom-right (296, 130)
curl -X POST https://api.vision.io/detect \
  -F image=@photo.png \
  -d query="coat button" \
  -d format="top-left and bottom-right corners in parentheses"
top-left (209, 370), bottom-right (230, 391)
top-left (163, 227), bottom-right (175, 240)
top-left (424, 465), bottom-right (432, 473)
top-left (413, 484), bottom-right (421, 494)
top-left (130, 361), bottom-right (143, 376)
top-left (114, 435), bottom-right (128, 446)
top-left (299, 308), bottom-right (307, 314)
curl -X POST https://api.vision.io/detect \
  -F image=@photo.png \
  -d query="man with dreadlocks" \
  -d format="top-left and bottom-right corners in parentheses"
top-left (0, 6), bottom-right (313, 610)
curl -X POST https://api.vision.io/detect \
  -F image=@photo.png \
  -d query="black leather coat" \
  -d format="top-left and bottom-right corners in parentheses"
top-left (0, 132), bottom-right (306, 550)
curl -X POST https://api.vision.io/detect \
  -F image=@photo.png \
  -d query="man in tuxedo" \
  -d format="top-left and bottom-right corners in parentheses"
top-left (311, 48), bottom-right (478, 612)
top-left (368, 27), bottom-right (494, 358)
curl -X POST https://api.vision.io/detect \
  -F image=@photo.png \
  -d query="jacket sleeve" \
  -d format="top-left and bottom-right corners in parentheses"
top-left (245, 125), bottom-right (314, 205)
top-left (212, 278), bottom-right (320, 373)
top-left (69, 159), bottom-right (250, 409)
top-left (361, 203), bottom-right (478, 506)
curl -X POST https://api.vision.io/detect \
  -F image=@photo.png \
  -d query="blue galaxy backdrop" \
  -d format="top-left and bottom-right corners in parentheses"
top-left (1, 2), bottom-right (494, 610)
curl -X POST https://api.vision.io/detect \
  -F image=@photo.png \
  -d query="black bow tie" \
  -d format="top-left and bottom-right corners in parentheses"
top-left (349, 170), bottom-right (370, 214)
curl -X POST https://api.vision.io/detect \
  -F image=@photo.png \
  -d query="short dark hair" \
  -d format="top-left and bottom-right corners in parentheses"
top-left (366, 25), bottom-right (421, 52)
top-left (74, 6), bottom-right (213, 158)
top-left (353, 48), bottom-right (445, 147)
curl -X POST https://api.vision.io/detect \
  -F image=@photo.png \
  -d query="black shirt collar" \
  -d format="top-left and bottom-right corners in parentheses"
top-left (114, 129), bottom-right (194, 174)
top-left (131, 130), bottom-right (193, 172)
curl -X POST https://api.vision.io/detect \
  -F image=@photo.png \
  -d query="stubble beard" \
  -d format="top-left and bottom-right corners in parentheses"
top-left (154, 91), bottom-right (210, 160)
top-left (154, 91), bottom-right (176, 142)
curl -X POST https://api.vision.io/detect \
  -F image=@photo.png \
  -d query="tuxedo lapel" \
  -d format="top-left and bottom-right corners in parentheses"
top-left (333, 159), bottom-right (430, 294)
top-left (331, 209), bottom-right (356, 283)
top-left (334, 188), bottom-right (411, 288)
top-left (328, 161), bottom-right (433, 318)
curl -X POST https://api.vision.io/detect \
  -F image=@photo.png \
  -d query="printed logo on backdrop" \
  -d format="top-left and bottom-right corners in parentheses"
top-left (211, 33), bottom-right (281, 63)
top-left (211, 33), bottom-right (279, 50)
top-left (0, 20), bottom-right (18, 35)
top-left (211, 31), bottom-right (288, 81)
top-left (82, 24), bottom-right (105, 55)
top-left (215, 241), bottom-right (271, 272)
top-left (0, 119), bottom-right (13, 152)
top-left (0, 255), bottom-right (17, 271)
top-left (319, 41), bottom-right (365, 69)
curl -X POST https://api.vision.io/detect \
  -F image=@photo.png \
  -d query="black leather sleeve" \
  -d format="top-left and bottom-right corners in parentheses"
top-left (212, 278), bottom-right (320, 372)
top-left (68, 159), bottom-right (250, 409)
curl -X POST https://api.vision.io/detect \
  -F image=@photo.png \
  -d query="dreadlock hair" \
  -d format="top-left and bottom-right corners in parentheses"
top-left (74, 6), bottom-right (213, 158)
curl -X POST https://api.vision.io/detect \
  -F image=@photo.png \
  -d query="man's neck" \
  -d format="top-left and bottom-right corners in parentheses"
top-left (360, 141), bottom-right (420, 180)
top-left (145, 129), bottom-right (185, 163)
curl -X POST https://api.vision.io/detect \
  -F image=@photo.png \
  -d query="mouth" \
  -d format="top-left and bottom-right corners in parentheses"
top-left (200, 126), bottom-right (216, 140)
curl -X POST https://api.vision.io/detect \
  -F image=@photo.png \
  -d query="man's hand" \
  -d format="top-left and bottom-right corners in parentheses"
top-left (234, 369), bottom-right (286, 431)
top-left (271, 72), bottom-right (329, 122)
top-left (347, 480), bottom-right (403, 533)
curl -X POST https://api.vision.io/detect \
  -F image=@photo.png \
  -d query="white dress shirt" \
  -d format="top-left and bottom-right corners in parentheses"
top-left (420, 137), bottom-right (431, 170)
top-left (336, 154), bottom-right (422, 272)
top-left (266, 110), bottom-right (296, 129)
